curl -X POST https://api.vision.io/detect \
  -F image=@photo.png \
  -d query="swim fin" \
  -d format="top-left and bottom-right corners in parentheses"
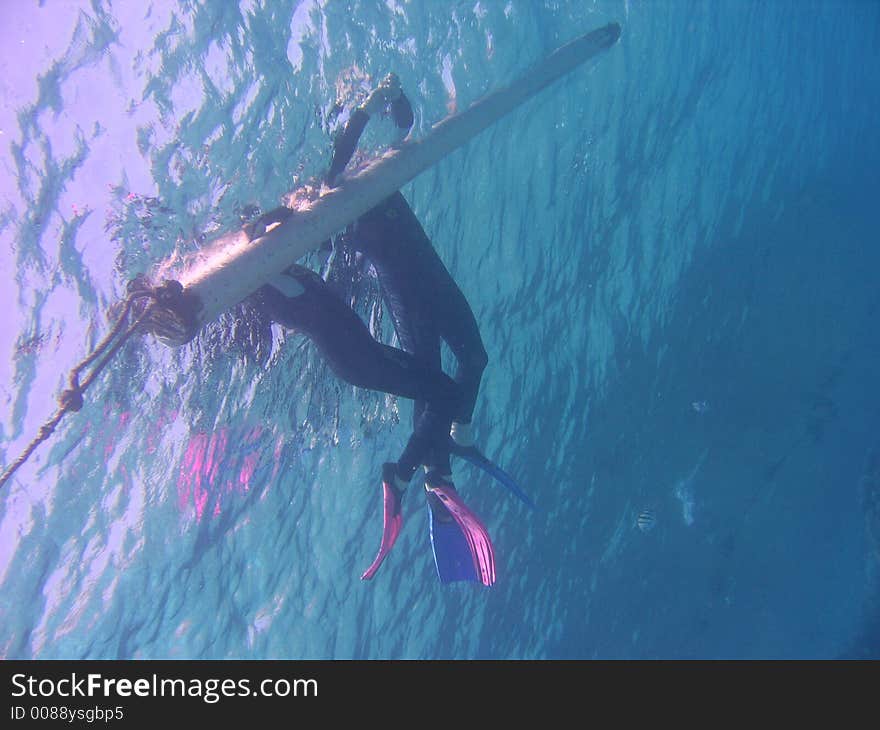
top-left (361, 463), bottom-right (404, 580)
top-left (427, 490), bottom-right (480, 584)
top-left (449, 442), bottom-right (537, 510)
top-left (426, 473), bottom-right (496, 587)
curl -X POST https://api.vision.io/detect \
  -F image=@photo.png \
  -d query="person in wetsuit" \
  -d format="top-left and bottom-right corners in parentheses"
top-left (251, 75), bottom-right (495, 584)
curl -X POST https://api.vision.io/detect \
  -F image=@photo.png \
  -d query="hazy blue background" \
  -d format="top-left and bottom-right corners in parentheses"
top-left (1, 0), bottom-right (878, 659)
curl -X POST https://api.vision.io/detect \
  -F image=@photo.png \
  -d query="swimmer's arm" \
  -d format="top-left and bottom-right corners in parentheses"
top-left (325, 73), bottom-right (414, 186)
top-left (325, 109), bottom-right (370, 185)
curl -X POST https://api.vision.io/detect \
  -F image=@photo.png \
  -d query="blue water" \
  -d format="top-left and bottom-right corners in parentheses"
top-left (1, 0), bottom-right (879, 659)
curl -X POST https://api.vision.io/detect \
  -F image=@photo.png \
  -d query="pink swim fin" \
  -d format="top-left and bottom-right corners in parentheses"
top-left (361, 464), bottom-right (404, 580)
top-left (426, 474), bottom-right (496, 587)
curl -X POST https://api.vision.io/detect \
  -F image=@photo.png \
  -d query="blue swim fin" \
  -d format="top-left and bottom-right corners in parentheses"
top-left (449, 442), bottom-right (537, 511)
top-left (427, 489), bottom-right (480, 584)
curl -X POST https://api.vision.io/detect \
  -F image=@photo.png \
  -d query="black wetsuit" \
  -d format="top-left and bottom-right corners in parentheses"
top-left (254, 264), bottom-right (461, 420)
top-left (254, 97), bottom-right (487, 479)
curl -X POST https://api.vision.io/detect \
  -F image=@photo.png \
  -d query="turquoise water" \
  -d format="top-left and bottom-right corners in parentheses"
top-left (1, 0), bottom-right (879, 659)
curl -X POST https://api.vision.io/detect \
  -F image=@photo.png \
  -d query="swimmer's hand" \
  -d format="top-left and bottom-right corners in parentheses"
top-left (362, 73), bottom-right (402, 116)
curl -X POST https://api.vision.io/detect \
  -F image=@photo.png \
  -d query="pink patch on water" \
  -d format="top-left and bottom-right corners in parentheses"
top-left (178, 433), bottom-right (208, 510)
top-left (176, 425), bottom-right (278, 522)
top-left (193, 480), bottom-right (209, 521)
top-left (101, 410), bottom-right (131, 460)
top-left (239, 453), bottom-right (258, 490)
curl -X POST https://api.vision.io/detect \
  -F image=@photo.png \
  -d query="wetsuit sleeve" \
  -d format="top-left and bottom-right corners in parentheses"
top-left (324, 93), bottom-right (415, 185)
top-left (325, 109), bottom-right (370, 185)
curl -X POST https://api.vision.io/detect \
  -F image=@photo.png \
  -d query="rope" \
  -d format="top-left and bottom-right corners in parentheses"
top-left (0, 288), bottom-right (159, 491)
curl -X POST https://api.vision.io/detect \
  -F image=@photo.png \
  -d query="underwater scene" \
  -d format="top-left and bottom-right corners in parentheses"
top-left (1, 0), bottom-right (878, 659)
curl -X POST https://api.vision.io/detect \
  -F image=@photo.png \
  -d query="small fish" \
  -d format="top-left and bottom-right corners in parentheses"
top-left (636, 509), bottom-right (656, 533)
top-left (691, 400), bottom-right (710, 414)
